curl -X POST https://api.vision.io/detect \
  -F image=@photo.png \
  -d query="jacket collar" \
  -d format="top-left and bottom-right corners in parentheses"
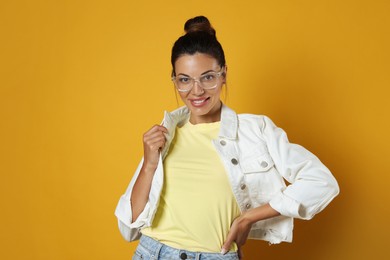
top-left (163, 103), bottom-right (238, 140)
top-left (219, 104), bottom-right (238, 140)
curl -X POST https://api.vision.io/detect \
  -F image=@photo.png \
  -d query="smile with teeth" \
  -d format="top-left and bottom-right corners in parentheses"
top-left (190, 97), bottom-right (210, 106)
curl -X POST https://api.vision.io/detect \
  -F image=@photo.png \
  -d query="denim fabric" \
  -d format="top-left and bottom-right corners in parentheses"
top-left (132, 235), bottom-right (239, 260)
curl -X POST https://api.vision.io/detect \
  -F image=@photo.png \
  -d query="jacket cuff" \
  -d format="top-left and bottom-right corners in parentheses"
top-left (115, 195), bottom-right (133, 227)
top-left (269, 192), bottom-right (305, 219)
top-left (129, 202), bottom-right (151, 228)
top-left (114, 195), bottom-right (151, 228)
top-left (114, 195), bottom-right (151, 241)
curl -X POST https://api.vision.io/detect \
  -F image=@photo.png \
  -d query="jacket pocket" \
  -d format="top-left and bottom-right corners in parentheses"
top-left (240, 148), bottom-right (285, 196)
top-left (240, 149), bottom-right (274, 174)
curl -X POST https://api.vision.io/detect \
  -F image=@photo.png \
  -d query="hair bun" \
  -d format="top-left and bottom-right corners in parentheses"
top-left (184, 16), bottom-right (216, 36)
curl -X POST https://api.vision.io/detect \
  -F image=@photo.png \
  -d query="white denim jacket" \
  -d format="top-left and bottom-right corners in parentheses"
top-left (115, 104), bottom-right (339, 244)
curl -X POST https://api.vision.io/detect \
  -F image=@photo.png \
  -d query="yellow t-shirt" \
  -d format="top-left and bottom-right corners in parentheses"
top-left (142, 121), bottom-right (241, 252)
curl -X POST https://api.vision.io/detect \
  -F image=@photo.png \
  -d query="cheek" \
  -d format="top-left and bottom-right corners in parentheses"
top-left (212, 87), bottom-right (222, 98)
top-left (178, 91), bottom-right (188, 101)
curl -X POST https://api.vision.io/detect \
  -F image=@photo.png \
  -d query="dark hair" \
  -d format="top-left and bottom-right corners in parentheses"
top-left (171, 16), bottom-right (226, 76)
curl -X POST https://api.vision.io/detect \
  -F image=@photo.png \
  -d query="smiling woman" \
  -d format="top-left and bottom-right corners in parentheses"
top-left (115, 16), bottom-right (339, 260)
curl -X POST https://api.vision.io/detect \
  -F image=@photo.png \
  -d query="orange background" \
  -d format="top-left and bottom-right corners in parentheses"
top-left (1, 0), bottom-right (389, 259)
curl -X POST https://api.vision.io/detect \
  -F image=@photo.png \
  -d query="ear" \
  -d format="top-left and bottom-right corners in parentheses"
top-left (222, 65), bottom-right (228, 84)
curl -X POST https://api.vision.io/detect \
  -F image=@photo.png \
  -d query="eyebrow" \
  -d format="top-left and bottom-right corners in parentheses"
top-left (177, 69), bottom-right (217, 77)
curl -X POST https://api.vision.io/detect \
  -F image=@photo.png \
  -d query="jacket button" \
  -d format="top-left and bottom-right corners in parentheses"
top-left (240, 184), bottom-right (246, 190)
top-left (245, 203), bottom-right (251, 209)
top-left (231, 158), bottom-right (238, 165)
top-left (260, 161), bottom-right (268, 168)
top-left (220, 140), bottom-right (226, 146)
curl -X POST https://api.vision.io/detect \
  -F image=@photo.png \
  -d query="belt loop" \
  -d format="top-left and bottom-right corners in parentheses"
top-left (196, 253), bottom-right (200, 260)
top-left (152, 242), bottom-right (163, 260)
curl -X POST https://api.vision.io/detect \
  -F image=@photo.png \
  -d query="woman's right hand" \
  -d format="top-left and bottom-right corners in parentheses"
top-left (142, 124), bottom-right (168, 172)
top-left (130, 124), bottom-right (168, 222)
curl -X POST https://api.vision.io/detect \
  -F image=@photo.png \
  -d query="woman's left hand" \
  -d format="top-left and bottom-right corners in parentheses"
top-left (221, 204), bottom-right (281, 259)
top-left (221, 214), bottom-right (252, 259)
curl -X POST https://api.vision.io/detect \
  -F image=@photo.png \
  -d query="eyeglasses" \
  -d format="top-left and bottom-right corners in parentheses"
top-left (171, 67), bottom-right (225, 93)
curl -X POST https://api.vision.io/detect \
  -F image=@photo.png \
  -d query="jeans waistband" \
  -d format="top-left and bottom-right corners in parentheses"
top-left (135, 235), bottom-right (239, 260)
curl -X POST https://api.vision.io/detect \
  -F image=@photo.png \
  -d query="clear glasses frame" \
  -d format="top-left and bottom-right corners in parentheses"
top-left (171, 67), bottom-right (225, 93)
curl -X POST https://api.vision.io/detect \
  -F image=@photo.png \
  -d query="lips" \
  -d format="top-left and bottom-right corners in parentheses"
top-left (189, 97), bottom-right (210, 107)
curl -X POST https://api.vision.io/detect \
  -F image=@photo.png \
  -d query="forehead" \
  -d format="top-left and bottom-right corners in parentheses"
top-left (174, 53), bottom-right (219, 75)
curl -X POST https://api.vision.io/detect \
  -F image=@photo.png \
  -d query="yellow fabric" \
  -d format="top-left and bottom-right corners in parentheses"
top-left (142, 121), bottom-right (241, 252)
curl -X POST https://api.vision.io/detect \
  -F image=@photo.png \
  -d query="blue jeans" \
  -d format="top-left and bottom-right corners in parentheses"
top-left (133, 235), bottom-right (239, 260)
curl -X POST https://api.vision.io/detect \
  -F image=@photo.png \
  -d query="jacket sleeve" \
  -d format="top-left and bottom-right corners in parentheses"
top-left (114, 157), bottom-right (156, 241)
top-left (262, 116), bottom-right (340, 220)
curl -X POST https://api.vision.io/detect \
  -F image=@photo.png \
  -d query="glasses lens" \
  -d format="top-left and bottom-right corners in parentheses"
top-left (200, 72), bottom-right (218, 89)
top-left (175, 76), bottom-right (193, 91)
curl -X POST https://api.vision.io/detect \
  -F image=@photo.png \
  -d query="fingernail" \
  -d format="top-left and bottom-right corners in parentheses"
top-left (220, 248), bottom-right (227, 255)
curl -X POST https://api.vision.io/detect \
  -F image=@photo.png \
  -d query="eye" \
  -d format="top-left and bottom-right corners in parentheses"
top-left (178, 77), bottom-right (190, 84)
top-left (201, 73), bottom-right (216, 81)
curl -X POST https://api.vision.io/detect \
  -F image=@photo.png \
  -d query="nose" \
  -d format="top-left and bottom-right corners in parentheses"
top-left (192, 80), bottom-right (204, 95)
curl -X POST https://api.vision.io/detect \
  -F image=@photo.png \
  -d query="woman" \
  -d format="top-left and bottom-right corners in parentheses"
top-left (115, 16), bottom-right (339, 260)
